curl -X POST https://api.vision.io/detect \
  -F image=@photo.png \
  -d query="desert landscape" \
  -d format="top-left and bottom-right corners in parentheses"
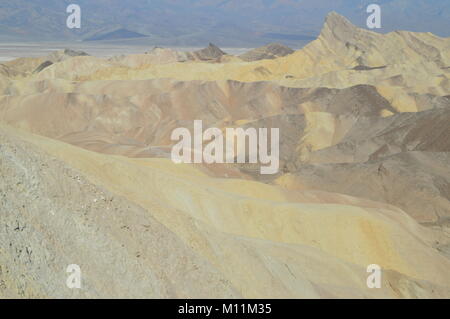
top-left (1, 11), bottom-right (450, 298)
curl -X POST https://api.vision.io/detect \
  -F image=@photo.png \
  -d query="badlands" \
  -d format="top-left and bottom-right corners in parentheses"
top-left (0, 12), bottom-right (450, 298)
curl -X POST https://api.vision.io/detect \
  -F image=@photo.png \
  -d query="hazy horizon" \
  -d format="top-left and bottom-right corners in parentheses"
top-left (1, 0), bottom-right (449, 48)
top-left (0, 41), bottom-right (255, 61)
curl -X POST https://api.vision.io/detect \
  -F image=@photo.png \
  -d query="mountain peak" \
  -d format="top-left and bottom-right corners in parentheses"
top-left (319, 11), bottom-right (359, 41)
top-left (239, 43), bottom-right (294, 61)
top-left (324, 11), bottom-right (352, 26)
top-left (191, 43), bottom-right (226, 61)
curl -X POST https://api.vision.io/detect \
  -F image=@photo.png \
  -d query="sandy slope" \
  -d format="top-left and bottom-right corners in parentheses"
top-left (2, 124), bottom-right (450, 298)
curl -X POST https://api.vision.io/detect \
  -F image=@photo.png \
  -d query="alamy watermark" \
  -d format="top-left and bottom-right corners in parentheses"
top-left (366, 264), bottom-right (382, 288)
top-left (66, 264), bottom-right (82, 289)
top-left (366, 4), bottom-right (381, 29)
top-left (66, 4), bottom-right (81, 29)
top-left (171, 120), bottom-right (279, 175)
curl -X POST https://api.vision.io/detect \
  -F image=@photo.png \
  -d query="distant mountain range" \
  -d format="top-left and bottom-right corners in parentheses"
top-left (0, 0), bottom-right (449, 46)
top-left (84, 28), bottom-right (149, 42)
